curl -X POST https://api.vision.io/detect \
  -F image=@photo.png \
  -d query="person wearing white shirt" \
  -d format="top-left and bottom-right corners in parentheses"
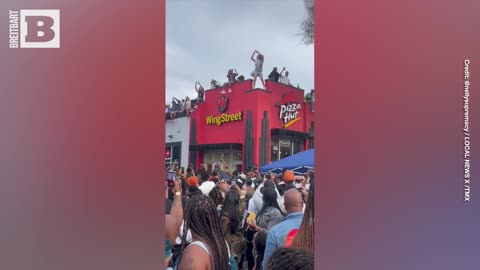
top-left (279, 70), bottom-right (291, 86)
top-left (199, 179), bottom-right (215, 196)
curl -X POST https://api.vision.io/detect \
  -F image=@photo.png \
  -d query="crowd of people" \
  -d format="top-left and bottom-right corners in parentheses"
top-left (164, 162), bottom-right (314, 270)
top-left (166, 50), bottom-right (298, 121)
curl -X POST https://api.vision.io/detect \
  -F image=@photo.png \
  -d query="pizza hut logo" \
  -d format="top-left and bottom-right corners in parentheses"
top-left (274, 91), bottom-right (303, 128)
top-left (279, 102), bottom-right (301, 128)
top-left (217, 96), bottom-right (229, 113)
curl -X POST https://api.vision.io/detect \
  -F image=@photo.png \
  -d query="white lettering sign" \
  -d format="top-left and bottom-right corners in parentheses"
top-left (279, 103), bottom-right (301, 128)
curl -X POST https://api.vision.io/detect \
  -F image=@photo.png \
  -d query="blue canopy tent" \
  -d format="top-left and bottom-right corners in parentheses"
top-left (259, 149), bottom-right (314, 175)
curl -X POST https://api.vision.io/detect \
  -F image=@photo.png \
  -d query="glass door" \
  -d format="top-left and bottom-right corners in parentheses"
top-left (279, 139), bottom-right (292, 159)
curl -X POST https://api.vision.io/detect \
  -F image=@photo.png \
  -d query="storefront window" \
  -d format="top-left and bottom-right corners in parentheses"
top-left (214, 152), bottom-right (222, 162)
top-left (271, 138), bottom-right (279, 162)
top-left (280, 138), bottom-right (292, 159)
top-left (165, 147), bottom-right (172, 168)
top-left (203, 150), bottom-right (242, 172)
top-left (172, 145), bottom-right (181, 164)
top-left (233, 152), bottom-right (242, 161)
top-left (166, 144), bottom-right (181, 170)
top-left (271, 137), bottom-right (306, 161)
top-left (293, 139), bottom-right (305, 154)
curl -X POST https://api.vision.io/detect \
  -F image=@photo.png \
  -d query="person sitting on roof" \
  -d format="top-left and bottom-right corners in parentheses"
top-left (305, 89), bottom-right (314, 102)
top-left (225, 68), bottom-right (238, 93)
top-left (211, 79), bottom-right (222, 88)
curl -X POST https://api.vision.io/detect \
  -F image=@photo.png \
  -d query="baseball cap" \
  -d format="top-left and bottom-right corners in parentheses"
top-left (283, 170), bottom-right (295, 182)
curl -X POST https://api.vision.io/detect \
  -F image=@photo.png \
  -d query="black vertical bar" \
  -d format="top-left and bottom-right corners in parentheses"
top-left (264, 111), bottom-right (269, 165)
top-left (308, 120), bottom-right (314, 149)
top-left (259, 110), bottom-right (269, 167)
top-left (244, 111), bottom-right (249, 170)
top-left (189, 118), bottom-right (197, 166)
top-left (248, 111), bottom-right (252, 169)
top-left (259, 111), bottom-right (264, 167)
top-left (250, 111), bottom-right (253, 169)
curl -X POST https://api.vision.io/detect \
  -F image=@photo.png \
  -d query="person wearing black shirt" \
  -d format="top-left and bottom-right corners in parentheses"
top-left (268, 67), bottom-right (280, 82)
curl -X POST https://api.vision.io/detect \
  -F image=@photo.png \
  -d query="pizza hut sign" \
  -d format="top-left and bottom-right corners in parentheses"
top-left (279, 103), bottom-right (301, 128)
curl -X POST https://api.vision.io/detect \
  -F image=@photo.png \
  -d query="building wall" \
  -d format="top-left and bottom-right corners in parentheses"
top-left (165, 116), bottom-right (190, 168)
top-left (190, 79), bottom-right (314, 170)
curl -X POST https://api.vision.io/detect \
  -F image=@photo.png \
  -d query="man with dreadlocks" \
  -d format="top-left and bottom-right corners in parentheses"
top-left (174, 195), bottom-right (235, 270)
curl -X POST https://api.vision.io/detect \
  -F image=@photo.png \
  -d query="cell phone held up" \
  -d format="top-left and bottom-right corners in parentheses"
top-left (167, 169), bottom-right (176, 188)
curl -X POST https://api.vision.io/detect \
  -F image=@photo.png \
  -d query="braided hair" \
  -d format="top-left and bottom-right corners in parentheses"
top-left (291, 173), bottom-right (314, 252)
top-left (264, 247), bottom-right (314, 270)
top-left (178, 195), bottom-right (230, 270)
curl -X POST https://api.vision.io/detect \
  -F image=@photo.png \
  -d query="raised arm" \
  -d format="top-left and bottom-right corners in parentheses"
top-left (280, 67), bottom-right (285, 75)
top-left (169, 180), bottom-right (183, 223)
top-left (221, 159), bottom-right (232, 175)
top-left (251, 50), bottom-right (257, 61)
top-left (166, 180), bottom-right (183, 244)
top-left (195, 81), bottom-right (202, 91)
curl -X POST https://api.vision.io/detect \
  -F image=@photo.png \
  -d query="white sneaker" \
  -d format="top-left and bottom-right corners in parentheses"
top-left (220, 89), bottom-right (226, 94)
top-left (228, 88), bottom-right (232, 92)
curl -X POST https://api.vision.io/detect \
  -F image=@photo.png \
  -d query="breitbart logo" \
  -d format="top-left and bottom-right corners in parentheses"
top-left (9, 9), bottom-right (60, 48)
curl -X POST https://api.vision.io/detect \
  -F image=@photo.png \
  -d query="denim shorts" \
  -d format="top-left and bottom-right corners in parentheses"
top-left (251, 69), bottom-right (262, 76)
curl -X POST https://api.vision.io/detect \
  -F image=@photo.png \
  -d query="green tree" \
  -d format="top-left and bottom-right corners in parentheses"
top-left (300, 0), bottom-right (314, 45)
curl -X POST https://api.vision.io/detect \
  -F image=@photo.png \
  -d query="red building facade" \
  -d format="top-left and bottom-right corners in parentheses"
top-left (189, 79), bottom-right (314, 173)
